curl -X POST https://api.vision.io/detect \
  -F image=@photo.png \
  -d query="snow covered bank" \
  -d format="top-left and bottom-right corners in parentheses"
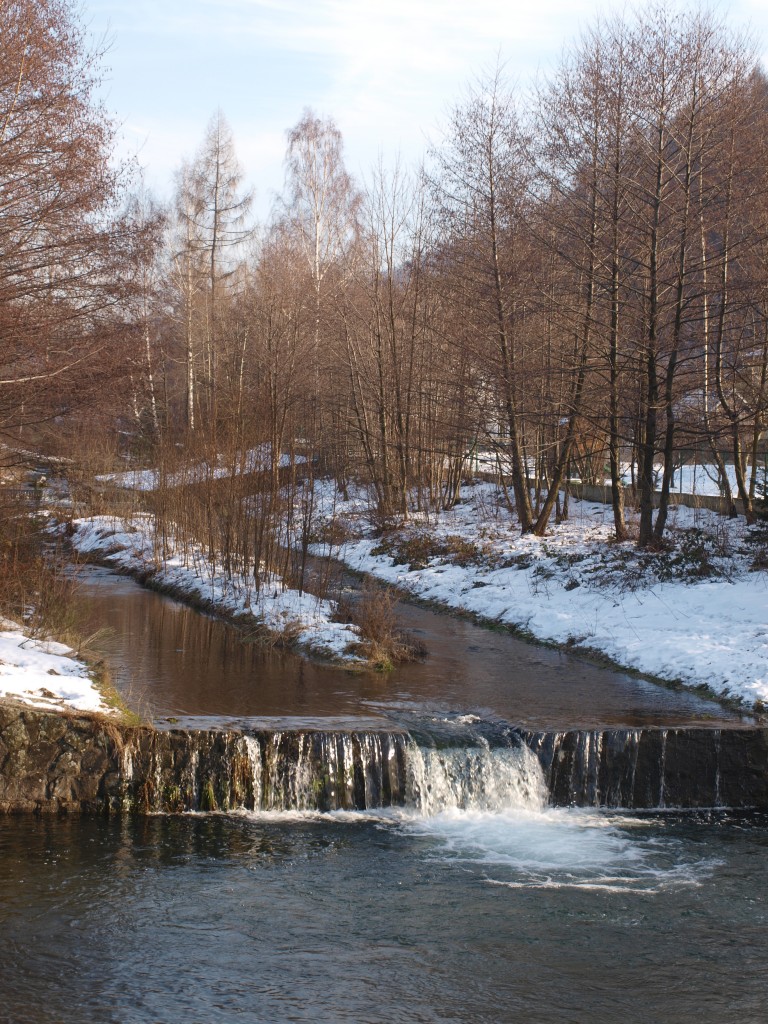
top-left (0, 621), bottom-right (109, 713)
top-left (311, 482), bottom-right (768, 708)
top-left (67, 515), bottom-right (362, 663)
top-left (62, 481), bottom-right (768, 707)
top-left (96, 445), bottom-right (307, 492)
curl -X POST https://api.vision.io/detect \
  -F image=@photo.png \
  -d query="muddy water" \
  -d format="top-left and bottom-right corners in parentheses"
top-left (73, 565), bottom-right (748, 729)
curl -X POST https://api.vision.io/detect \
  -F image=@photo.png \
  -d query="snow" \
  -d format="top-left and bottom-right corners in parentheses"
top-left (67, 514), bottom-right (363, 663)
top-left (620, 461), bottom-right (758, 497)
top-left (97, 445), bottom-right (307, 492)
top-left (61, 474), bottom-right (768, 708)
top-left (96, 467), bottom-right (159, 491)
top-left (467, 451), bottom-right (764, 498)
top-left (0, 620), bottom-right (109, 713)
top-left (309, 481), bottom-right (768, 708)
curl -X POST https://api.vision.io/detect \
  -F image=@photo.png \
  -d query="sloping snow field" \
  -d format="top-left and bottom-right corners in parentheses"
top-left (310, 481), bottom-right (768, 707)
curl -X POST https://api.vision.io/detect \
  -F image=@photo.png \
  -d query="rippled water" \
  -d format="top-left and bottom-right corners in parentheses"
top-left (2, 810), bottom-right (768, 1024)
top-left (7, 563), bottom-right (759, 1022)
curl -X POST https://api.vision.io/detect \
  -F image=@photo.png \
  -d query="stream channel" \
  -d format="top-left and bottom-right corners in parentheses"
top-left (2, 564), bottom-right (768, 1023)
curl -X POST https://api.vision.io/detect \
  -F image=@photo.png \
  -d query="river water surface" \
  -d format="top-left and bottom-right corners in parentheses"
top-left (73, 564), bottom-right (747, 730)
top-left (3, 811), bottom-right (768, 1023)
top-left (1, 565), bottom-right (766, 1023)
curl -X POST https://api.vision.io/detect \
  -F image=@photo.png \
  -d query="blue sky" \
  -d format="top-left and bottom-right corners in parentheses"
top-left (82, 0), bottom-right (768, 218)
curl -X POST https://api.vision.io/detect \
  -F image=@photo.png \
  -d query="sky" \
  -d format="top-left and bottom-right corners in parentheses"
top-left (81, 0), bottom-right (768, 218)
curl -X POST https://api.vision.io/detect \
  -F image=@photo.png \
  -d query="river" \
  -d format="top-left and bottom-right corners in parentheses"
top-left (71, 564), bottom-right (747, 729)
top-left (1, 564), bottom-right (767, 1024)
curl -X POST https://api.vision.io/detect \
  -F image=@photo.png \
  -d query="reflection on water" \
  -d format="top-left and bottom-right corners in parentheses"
top-left (73, 565), bottom-right (748, 729)
top-left (12, 564), bottom-right (758, 1024)
top-left (1, 811), bottom-right (768, 1024)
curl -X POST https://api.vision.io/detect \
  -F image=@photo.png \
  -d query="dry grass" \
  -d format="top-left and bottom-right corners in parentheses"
top-left (339, 581), bottom-right (426, 670)
top-left (371, 530), bottom-right (484, 570)
top-left (0, 511), bottom-right (80, 640)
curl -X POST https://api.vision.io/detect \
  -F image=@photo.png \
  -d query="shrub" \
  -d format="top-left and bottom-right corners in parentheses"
top-left (657, 528), bottom-right (717, 581)
top-left (311, 518), bottom-right (352, 547)
top-left (371, 530), bottom-right (483, 570)
top-left (339, 582), bottom-right (426, 670)
top-left (0, 510), bottom-right (81, 642)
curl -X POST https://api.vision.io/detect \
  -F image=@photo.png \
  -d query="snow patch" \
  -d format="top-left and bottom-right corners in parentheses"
top-left (310, 481), bottom-right (768, 707)
top-left (0, 620), bottom-right (108, 713)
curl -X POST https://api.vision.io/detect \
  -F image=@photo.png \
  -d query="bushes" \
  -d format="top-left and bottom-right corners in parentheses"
top-left (337, 582), bottom-right (426, 670)
top-left (371, 530), bottom-right (483, 570)
top-left (0, 510), bottom-right (79, 642)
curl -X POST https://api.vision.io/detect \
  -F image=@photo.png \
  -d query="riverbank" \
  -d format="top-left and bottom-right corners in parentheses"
top-left (0, 618), bottom-right (112, 714)
top-left (308, 480), bottom-right (768, 709)
top-left (64, 514), bottom-right (365, 664)
top-left (58, 478), bottom-right (768, 710)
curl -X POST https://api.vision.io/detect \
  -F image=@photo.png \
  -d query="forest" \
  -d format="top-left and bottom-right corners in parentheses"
top-left (2, 0), bottom-right (768, 598)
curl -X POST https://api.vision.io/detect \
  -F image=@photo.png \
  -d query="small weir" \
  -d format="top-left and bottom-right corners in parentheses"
top-left (125, 725), bottom-right (410, 814)
top-left (523, 726), bottom-right (768, 809)
top-left (101, 721), bottom-right (768, 815)
top-left (3, 702), bottom-right (768, 814)
top-left (9, 562), bottom-right (758, 818)
top-left (115, 725), bottom-right (549, 815)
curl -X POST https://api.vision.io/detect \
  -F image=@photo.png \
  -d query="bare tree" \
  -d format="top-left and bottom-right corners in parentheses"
top-left (0, 0), bottom-right (147, 452)
top-left (430, 66), bottom-right (536, 531)
top-left (171, 112), bottom-right (253, 436)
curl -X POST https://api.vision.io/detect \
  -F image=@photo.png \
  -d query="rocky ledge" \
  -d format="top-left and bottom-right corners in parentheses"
top-left (0, 701), bottom-right (408, 815)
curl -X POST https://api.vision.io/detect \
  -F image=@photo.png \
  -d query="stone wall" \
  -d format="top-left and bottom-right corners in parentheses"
top-left (0, 702), bottom-right (409, 815)
top-left (568, 482), bottom-right (743, 515)
top-left (523, 727), bottom-right (768, 809)
top-left (3, 700), bottom-right (768, 815)
top-left (0, 702), bottom-right (120, 813)
top-left (0, 702), bottom-right (233, 815)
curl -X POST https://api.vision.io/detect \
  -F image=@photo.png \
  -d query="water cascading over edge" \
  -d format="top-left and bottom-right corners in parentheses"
top-left (3, 702), bottom-right (768, 816)
top-left (115, 728), bottom-right (410, 813)
top-left (521, 727), bottom-right (768, 809)
top-left (115, 728), bottom-right (548, 815)
top-left (104, 725), bottom-right (768, 814)
top-left (405, 740), bottom-right (546, 815)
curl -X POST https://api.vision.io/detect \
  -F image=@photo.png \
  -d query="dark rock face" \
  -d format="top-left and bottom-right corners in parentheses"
top-left (3, 701), bottom-right (768, 816)
top-left (0, 703), bottom-right (408, 815)
top-left (521, 728), bottom-right (768, 809)
top-left (0, 704), bottom-right (120, 814)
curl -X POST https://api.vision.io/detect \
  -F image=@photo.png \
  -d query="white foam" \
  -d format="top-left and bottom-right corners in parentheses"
top-left (400, 805), bottom-right (719, 893)
top-left (405, 740), bottom-right (547, 815)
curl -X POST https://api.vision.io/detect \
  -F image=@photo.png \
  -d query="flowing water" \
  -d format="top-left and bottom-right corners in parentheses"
top-left (3, 809), bottom-right (768, 1023)
top-left (2, 564), bottom-right (766, 1022)
top-left (72, 564), bottom-right (747, 729)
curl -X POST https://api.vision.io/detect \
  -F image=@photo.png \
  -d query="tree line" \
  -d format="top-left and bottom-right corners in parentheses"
top-left (2, 1), bottom-right (768, 574)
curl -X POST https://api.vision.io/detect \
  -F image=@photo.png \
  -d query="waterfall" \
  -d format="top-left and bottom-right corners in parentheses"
top-left (4, 701), bottom-right (768, 817)
top-left (406, 739), bottom-right (546, 815)
top-left (113, 724), bottom-right (768, 815)
top-left (521, 727), bottom-right (768, 809)
top-left (116, 728), bottom-right (411, 814)
top-left (115, 726), bottom-right (548, 815)
top-left (253, 730), bottom-right (408, 812)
